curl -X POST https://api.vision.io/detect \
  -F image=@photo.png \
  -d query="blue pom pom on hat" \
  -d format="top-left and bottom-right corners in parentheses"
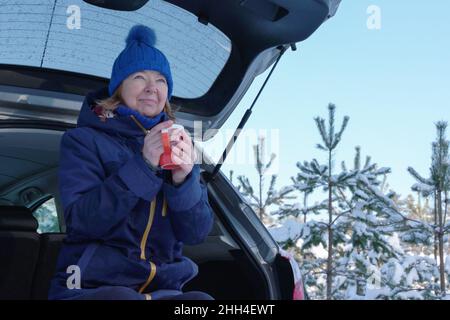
top-left (108, 25), bottom-right (173, 100)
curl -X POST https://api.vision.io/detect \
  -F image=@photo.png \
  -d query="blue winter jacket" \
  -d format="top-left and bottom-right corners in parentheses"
top-left (48, 88), bottom-right (214, 299)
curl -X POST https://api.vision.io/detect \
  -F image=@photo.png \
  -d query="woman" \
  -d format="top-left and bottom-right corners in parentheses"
top-left (48, 25), bottom-right (214, 300)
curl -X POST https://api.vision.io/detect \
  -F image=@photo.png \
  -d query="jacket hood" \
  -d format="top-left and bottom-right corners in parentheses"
top-left (77, 87), bottom-right (168, 138)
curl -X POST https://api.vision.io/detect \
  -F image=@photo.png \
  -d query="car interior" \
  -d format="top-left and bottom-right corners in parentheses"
top-left (0, 125), bottom-right (275, 300)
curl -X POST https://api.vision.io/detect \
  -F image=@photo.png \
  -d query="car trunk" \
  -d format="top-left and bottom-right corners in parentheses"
top-left (0, 0), bottom-right (341, 299)
top-left (0, 126), bottom-right (273, 299)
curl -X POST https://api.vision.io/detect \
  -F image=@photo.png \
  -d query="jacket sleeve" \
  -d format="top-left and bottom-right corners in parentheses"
top-left (59, 129), bottom-right (163, 240)
top-left (162, 165), bottom-right (214, 245)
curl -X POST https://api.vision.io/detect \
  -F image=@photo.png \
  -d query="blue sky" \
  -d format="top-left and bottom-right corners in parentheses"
top-left (202, 0), bottom-right (450, 200)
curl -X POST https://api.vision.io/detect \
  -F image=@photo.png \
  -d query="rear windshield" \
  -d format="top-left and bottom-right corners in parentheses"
top-left (0, 0), bottom-right (232, 99)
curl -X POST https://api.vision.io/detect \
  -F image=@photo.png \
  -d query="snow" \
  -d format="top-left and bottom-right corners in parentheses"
top-left (355, 190), bottom-right (368, 200)
top-left (375, 167), bottom-right (391, 175)
top-left (411, 183), bottom-right (435, 194)
top-left (296, 171), bottom-right (317, 180)
top-left (385, 260), bottom-right (404, 285)
top-left (386, 233), bottom-right (404, 253)
top-left (396, 291), bottom-right (424, 300)
top-left (302, 225), bottom-right (311, 239)
top-left (267, 218), bottom-right (302, 242)
top-left (445, 256), bottom-right (450, 274)
top-left (352, 203), bottom-right (365, 219)
top-left (368, 250), bottom-right (379, 260)
top-left (294, 182), bottom-right (309, 190)
top-left (406, 220), bottom-right (422, 228)
top-left (364, 288), bottom-right (391, 300)
top-left (311, 243), bottom-right (328, 259)
top-left (353, 221), bottom-right (368, 236)
top-left (262, 156), bottom-right (447, 300)
top-left (278, 185), bottom-right (295, 194)
top-left (406, 269), bottom-right (419, 286)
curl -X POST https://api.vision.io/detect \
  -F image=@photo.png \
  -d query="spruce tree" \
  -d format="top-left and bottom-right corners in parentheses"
top-left (407, 121), bottom-right (450, 296)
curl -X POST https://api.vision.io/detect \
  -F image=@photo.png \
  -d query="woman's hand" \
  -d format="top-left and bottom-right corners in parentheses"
top-left (169, 128), bottom-right (196, 186)
top-left (142, 120), bottom-right (173, 167)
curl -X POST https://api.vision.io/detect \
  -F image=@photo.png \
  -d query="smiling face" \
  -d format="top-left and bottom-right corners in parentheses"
top-left (120, 70), bottom-right (168, 117)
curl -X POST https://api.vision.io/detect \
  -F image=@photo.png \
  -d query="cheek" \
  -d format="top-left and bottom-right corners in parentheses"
top-left (122, 84), bottom-right (142, 105)
top-left (158, 85), bottom-right (169, 100)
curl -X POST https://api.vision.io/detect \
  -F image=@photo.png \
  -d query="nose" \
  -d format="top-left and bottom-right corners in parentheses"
top-left (145, 85), bottom-right (157, 93)
top-left (144, 80), bottom-right (157, 93)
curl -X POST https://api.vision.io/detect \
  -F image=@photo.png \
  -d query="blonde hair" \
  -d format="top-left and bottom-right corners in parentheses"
top-left (95, 84), bottom-right (176, 120)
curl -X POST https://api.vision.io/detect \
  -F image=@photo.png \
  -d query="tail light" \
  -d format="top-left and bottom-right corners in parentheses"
top-left (279, 249), bottom-right (306, 300)
top-left (293, 278), bottom-right (305, 300)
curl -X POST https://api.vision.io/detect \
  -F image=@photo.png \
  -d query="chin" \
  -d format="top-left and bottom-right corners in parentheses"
top-left (139, 105), bottom-right (160, 118)
top-left (143, 109), bottom-right (162, 118)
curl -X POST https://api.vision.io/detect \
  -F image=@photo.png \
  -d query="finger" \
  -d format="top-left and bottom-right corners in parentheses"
top-left (179, 129), bottom-right (192, 144)
top-left (172, 142), bottom-right (192, 158)
top-left (147, 133), bottom-right (165, 144)
top-left (172, 139), bottom-right (190, 150)
top-left (171, 151), bottom-right (194, 167)
top-left (145, 145), bottom-right (163, 154)
top-left (171, 145), bottom-right (184, 159)
top-left (146, 128), bottom-right (171, 144)
top-left (173, 137), bottom-right (192, 150)
top-left (169, 129), bottom-right (187, 142)
top-left (168, 127), bottom-right (183, 135)
top-left (169, 130), bottom-right (183, 145)
top-left (170, 152), bottom-right (182, 166)
top-left (172, 145), bottom-right (195, 164)
top-left (144, 136), bottom-right (163, 150)
top-left (169, 128), bottom-right (184, 138)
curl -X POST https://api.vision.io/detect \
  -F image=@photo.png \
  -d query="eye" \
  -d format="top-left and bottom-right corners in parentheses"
top-left (157, 78), bottom-right (167, 84)
top-left (134, 75), bottom-right (145, 80)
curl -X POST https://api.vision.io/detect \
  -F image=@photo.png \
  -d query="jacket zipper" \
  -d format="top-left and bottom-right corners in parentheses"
top-left (162, 197), bottom-right (167, 217)
top-left (138, 199), bottom-right (157, 293)
top-left (139, 261), bottom-right (156, 294)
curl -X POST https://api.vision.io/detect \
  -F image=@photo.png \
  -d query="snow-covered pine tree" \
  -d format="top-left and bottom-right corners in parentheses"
top-left (313, 103), bottom-right (349, 299)
top-left (394, 193), bottom-right (434, 256)
top-left (378, 255), bottom-right (439, 299)
top-left (236, 135), bottom-right (295, 226)
top-left (270, 160), bottom-right (330, 298)
top-left (271, 104), bottom-right (427, 299)
top-left (273, 146), bottom-right (410, 299)
top-left (326, 146), bottom-right (407, 299)
top-left (285, 145), bottom-right (441, 299)
top-left (406, 121), bottom-right (450, 296)
top-left (282, 160), bottom-right (329, 224)
top-left (272, 103), bottom-right (352, 299)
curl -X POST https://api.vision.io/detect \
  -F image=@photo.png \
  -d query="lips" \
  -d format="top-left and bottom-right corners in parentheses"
top-left (139, 98), bottom-right (158, 105)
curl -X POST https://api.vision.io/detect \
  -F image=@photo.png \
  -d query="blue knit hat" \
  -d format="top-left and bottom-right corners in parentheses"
top-left (108, 25), bottom-right (173, 100)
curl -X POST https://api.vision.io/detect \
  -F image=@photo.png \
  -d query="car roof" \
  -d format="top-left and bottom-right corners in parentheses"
top-left (0, 0), bottom-right (340, 138)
